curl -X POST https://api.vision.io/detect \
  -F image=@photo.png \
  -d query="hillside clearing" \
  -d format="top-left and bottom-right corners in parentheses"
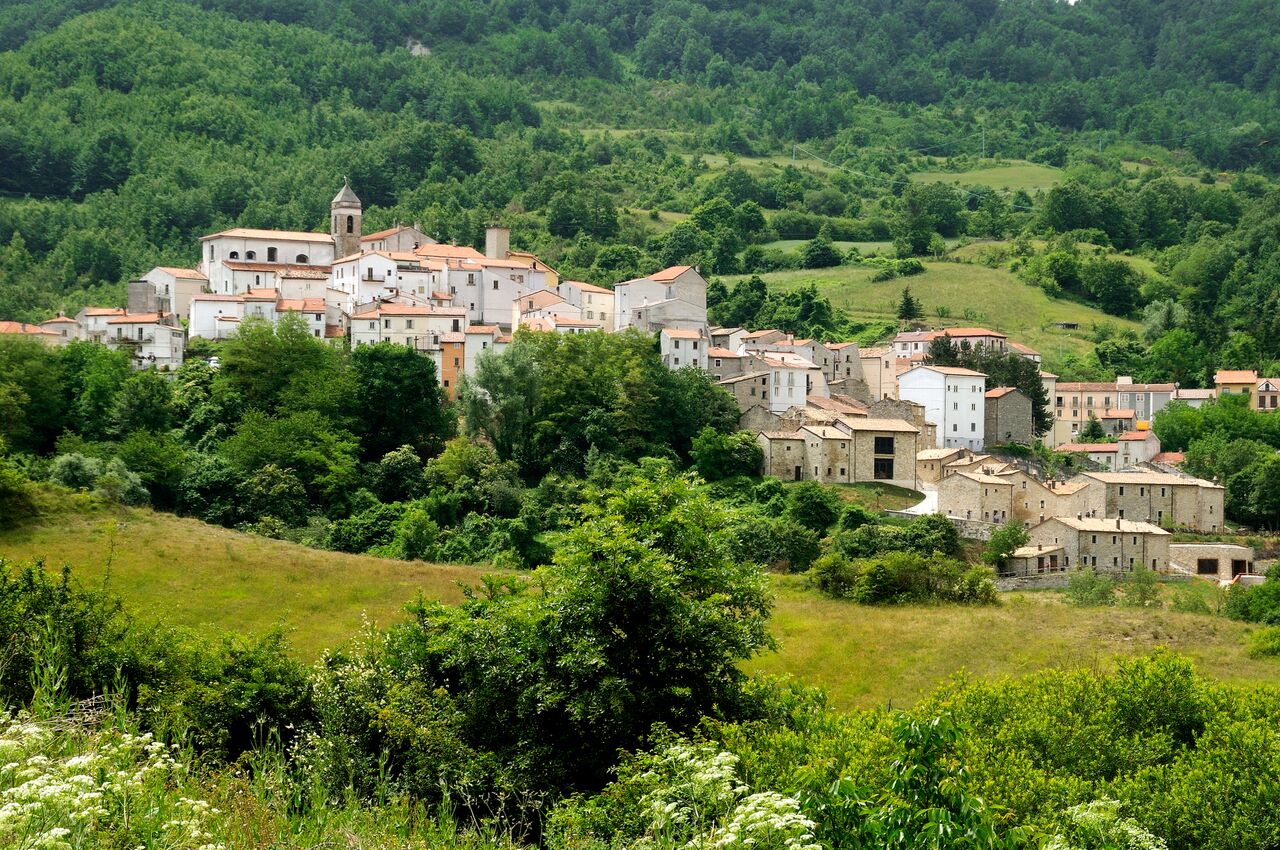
top-left (4, 506), bottom-right (1274, 710)
top-left (909, 160), bottom-right (1064, 193)
top-left (722, 262), bottom-right (1141, 359)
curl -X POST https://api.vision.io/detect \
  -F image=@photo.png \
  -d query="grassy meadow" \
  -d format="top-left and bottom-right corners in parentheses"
top-left (908, 160), bottom-right (1064, 193)
top-left (5, 502), bottom-right (1275, 711)
top-left (722, 261), bottom-right (1141, 359)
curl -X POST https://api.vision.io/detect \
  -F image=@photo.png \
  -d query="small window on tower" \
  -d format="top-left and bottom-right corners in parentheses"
top-left (346, 215), bottom-right (354, 234)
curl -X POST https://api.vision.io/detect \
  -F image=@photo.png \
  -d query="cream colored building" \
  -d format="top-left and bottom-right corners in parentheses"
top-left (1078, 471), bottom-right (1225, 531)
top-left (1022, 516), bottom-right (1169, 574)
top-left (917, 447), bottom-right (968, 483)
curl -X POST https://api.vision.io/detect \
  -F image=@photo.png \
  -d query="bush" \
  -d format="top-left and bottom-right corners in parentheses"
top-left (1066, 569), bottom-right (1117, 606)
top-left (784, 481), bottom-right (843, 534)
top-left (725, 512), bottom-right (820, 572)
top-left (1122, 567), bottom-right (1163, 608)
top-left (811, 550), bottom-right (997, 604)
top-left (49, 452), bottom-right (102, 490)
top-left (327, 501), bottom-right (409, 553)
top-left (1223, 564), bottom-right (1280, 623)
top-left (1247, 626), bottom-right (1280, 658)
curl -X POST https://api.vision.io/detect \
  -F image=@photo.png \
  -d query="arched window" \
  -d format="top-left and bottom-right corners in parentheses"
top-left (295, 254), bottom-right (308, 264)
top-left (246, 251), bottom-right (256, 260)
top-left (229, 251), bottom-right (239, 260)
top-left (346, 215), bottom-right (354, 234)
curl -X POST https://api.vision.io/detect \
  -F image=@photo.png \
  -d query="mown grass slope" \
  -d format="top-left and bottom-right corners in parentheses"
top-left (909, 160), bottom-right (1065, 193)
top-left (723, 262), bottom-right (1141, 359)
top-left (4, 504), bottom-right (1273, 709)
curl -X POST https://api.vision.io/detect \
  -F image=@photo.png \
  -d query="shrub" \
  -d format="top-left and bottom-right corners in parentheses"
top-left (784, 482), bottom-right (843, 534)
top-left (1247, 626), bottom-right (1280, 658)
top-left (811, 551), bottom-right (997, 604)
top-left (1223, 564), bottom-right (1280, 623)
top-left (93, 457), bottom-right (149, 506)
top-left (1122, 567), bottom-right (1163, 608)
top-left (327, 501), bottom-right (408, 553)
top-left (48, 453), bottom-right (102, 490)
top-left (1066, 569), bottom-right (1117, 606)
top-left (726, 512), bottom-right (820, 572)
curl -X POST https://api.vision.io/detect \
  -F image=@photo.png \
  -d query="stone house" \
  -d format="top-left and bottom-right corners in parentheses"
top-left (718, 371), bottom-right (772, 414)
top-left (757, 417), bottom-right (919, 489)
top-left (916, 447), bottom-right (967, 483)
top-left (984, 386), bottom-right (1033, 446)
top-left (937, 470), bottom-right (1014, 523)
top-left (1022, 516), bottom-right (1170, 574)
top-left (1078, 471), bottom-right (1225, 532)
top-left (709, 347), bottom-right (749, 382)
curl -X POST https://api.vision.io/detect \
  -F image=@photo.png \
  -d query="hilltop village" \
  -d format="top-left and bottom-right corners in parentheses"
top-left (1, 183), bottom-right (1267, 584)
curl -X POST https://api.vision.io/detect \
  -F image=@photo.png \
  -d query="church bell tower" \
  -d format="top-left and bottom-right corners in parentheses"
top-left (331, 180), bottom-right (362, 259)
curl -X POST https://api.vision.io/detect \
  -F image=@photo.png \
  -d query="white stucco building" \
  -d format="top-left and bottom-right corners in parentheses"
top-left (897, 364), bottom-right (988, 450)
top-left (613, 265), bottom-right (708, 333)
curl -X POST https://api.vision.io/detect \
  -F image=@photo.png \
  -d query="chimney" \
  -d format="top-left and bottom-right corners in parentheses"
top-left (485, 226), bottom-right (510, 260)
top-left (1077, 513), bottom-right (1082, 520)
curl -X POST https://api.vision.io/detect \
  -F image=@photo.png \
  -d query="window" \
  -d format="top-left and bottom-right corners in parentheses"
top-left (405, 319), bottom-right (414, 330)
top-left (383, 319), bottom-right (390, 329)
top-left (314, 313), bottom-right (322, 321)
top-left (873, 457), bottom-right (894, 480)
top-left (1091, 535), bottom-right (1097, 544)
top-left (952, 424), bottom-right (957, 431)
top-left (714, 359), bottom-right (722, 367)
top-left (953, 402), bottom-right (958, 410)
top-left (246, 251), bottom-right (256, 260)
top-left (267, 247), bottom-right (277, 262)
top-left (346, 215), bottom-right (354, 234)
top-left (208, 244), bottom-right (214, 260)
top-left (1118, 486), bottom-right (1125, 496)
top-left (874, 436), bottom-right (894, 454)
top-left (493, 280), bottom-right (499, 290)
top-left (468, 274), bottom-right (476, 286)
top-left (1112, 535), bottom-right (1117, 545)
top-left (970, 423), bottom-right (976, 431)
top-left (839, 467), bottom-right (846, 476)
top-left (1140, 487), bottom-right (1145, 496)
top-left (229, 251), bottom-right (239, 259)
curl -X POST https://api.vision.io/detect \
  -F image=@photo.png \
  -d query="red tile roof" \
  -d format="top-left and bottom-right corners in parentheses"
top-left (1215, 369), bottom-right (1259, 384)
top-left (155, 267), bottom-right (208, 280)
top-left (1058, 442), bottom-right (1119, 453)
top-left (649, 265), bottom-right (694, 282)
top-left (0, 321), bottom-right (59, 336)
top-left (202, 227), bottom-right (333, 244)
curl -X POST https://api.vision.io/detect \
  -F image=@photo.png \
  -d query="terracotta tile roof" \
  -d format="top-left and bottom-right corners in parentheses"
top-left (191, 294), bottom-right (244, 303)
top-left (276, 298), bottom-right (326, 313)
top-left (839, 417), bottom-right (918, 433)
top-left (708, 347), bottom-right (741, 358)
top-left (827, 341), bottom-right (858, 350)
top-left (649, 265), bottom-right (694, 282)
top-left (938, 326), bottom-right (1006, 339)
top-left (743, 329), bottom-right (781, 340)
top-left (807, 395), bottom-right (867, 415)
top-left (519, 290), bottom-right (566, 310)
top-left (202, 228), bottom-right (333, 244)
top-left (431, 291), bottom-right (452, 300)
top-left (1040, 370), bottom-right (1059, 379)
top-left (894, 331), bottom-right (934, 342)
top-left (414, 244), bottom-right (485, 260)
top-left (40, 316), bottom-right (77, 324)
top-left (496, 334), bottom-right (513, 344)
top-left (561, 280), bottom-right (613, 295)
top-left (466, 325), bottom-right (501, 334)
top-left (440, 332), bottom-right (465, 343)
top-left (719, 371), bottom-right (770, 384)
top-left (1058, 442), bottom-right (1119, 452)
top-left (662, 328), bottom-right (705, 339)
top-left (1008, 340), bottom-right (1040, 355)
top-left (83, 307), bottom-right (128, 317)
top-left (985, 386), bottom-right (1020, 398)
top-left (1215, 369), bottom-right (1258, 384)
top-left (1056, 382), bottom-right (1120, 392)
top-left (918, 448), bottom-right (965, 460)
top-left (350, 305), bottom-right (466, 319)
top-left (244, 288), bottom-right (279, 300)
top-left (0, 321), bottom-right (59, 336)
top-left (106, 312), bottom-right (169, 324)
top-left (1101, 408), bottom-right (1136, 418)
top-left (953, 471), bottom-right (1015, 485)
top-left (1151, 451), bottom-right (1185, 464)
top-left (1119, 430), bottom-right (1154, 441)
top-left (361, 225), bottom-right (426, 242)
top-left (155, 266), bottom-right (207, 280)
top-left (860, 346), bottom-right (891, 357)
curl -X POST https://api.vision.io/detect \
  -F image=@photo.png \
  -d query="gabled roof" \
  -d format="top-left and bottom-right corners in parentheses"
top-left (839, 417), bottom-right (917, 433)
top-left (520, 290), bottom-right (567, 311)
top-left (1057, 442), bottom-right (1119, 453)
top-left (708, 347), bottom-right (741, 358)
top-left (440, 331), bottom-right (465, 343)
top-left (276, 298), bottom-right (326, 313)
top-left (0, 321), bottom-right (59, 336)
top-left (414, 243), bottom-right (485, 260)
top-left (1215, 369), bottom-right (1258, 384)
top-left (153, 266), bottom-right (208, 280)
top-left (938, 326), bottom-right (1006, 339)
top-left (649, 265), bottom-right (695, 282)
top-left (40, 316), bottom-right (78, 325)
top-left (361, 225), bottom-right (424, 242)
top-left (918, 448), bottom-right (965, 460)
top-left (807, 395), bottom-right (867, 415)
top-left (743, 329), bottom-right (781, 340)
top-left (985, 386), bottom-right (1021, 399)
top-left (107, 312), bottom-right (170, 324)
top-left (1083, 471), bottom-right (1221, 488)
top-left (1101, 408), bottom-right (1135, 419)
top-left (718, 371), bottom-right (769, 385)
top-left (561, 280), bottom-right (613, 295)
top-left (662, 328), bottom-right (705, 340)
top-left (1008, 340), bottom-right (1040, 355)
top-left (201, 228), bottom-right (333, 244)
top-left (466, 325), bottom-right (501, 334)
top-left (953, 471), bottom-right (1015, 485)
top-left (1046, 516), bottom-right (1168, 535)
top-left (1118, 430), bottom-right (1154, 441)
top-left (82, 307), bottom-right (128, 317)
top-left (903, 364), bottom-right (986, 377)
top-left (1151, 451), bottom-right (1185, 465)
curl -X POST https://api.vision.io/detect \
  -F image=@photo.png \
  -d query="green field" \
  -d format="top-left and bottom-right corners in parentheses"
top-left (909, 160), bottom-right (1064, 192)
top-left (5, 504), bottom-right (1275, 711)
top-left (750, 578), bottom-right (1278, 709)
top-left (722, 261), bottom-right (1141, 359)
